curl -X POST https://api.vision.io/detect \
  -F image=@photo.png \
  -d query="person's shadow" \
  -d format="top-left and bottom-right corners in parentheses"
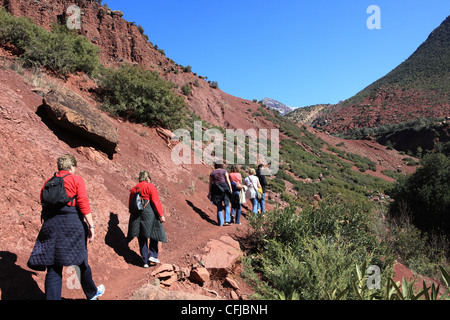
top-left (105, 212), bottom-right (142, 267)
top-left (186, 200), bottom-right (217, 225)
top-left (0, 251), bottom-right (44, 300)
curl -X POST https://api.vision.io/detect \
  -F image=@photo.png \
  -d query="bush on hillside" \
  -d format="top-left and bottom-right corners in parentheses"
top-left (99, 63), bottom-right (187, 130)
top-left (245, 199), bottom-right (394, 299)
top-left (0, 8), bottom-right (100, 77)
top-left (388, 153), bottom-right (450, 236)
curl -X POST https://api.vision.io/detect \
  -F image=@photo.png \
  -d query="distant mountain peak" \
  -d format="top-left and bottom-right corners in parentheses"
top-left (261, 98), bottom-right (295, 115)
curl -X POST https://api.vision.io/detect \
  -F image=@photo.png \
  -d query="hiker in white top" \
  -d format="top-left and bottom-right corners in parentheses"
top-left (244, 168), bottom-right (262, 216)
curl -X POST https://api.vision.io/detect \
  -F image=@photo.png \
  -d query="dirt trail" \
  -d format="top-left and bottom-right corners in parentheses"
top-left (0, 66), bottom-right (264, 300)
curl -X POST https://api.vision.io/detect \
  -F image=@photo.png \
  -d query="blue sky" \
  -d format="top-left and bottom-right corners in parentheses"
top-left (103, 0), bottom-right (450, 108)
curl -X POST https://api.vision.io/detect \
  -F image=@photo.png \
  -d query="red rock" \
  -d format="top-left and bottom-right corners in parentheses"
top-left (161, 273), bottom-right (178, 287)
top-left (151, 264), bottom-right (174, 276)
top-left (202, 236), bottom-right (242, 278)
top-left (189, 268), bottom-right (210, 285)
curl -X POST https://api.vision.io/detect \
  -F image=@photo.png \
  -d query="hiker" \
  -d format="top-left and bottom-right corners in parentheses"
top-left (208, 163), bottom-right (232, 226)
top-left (127, 170), bottom-right (166, 268)
top-left (256, 164), bottom-right (269, 214)
top-left (229, 164), bottom-right (243, 224)
top-left (27, 154), bottom-right (105, 300)
top-left (244, 168), bottom-right (262, 216)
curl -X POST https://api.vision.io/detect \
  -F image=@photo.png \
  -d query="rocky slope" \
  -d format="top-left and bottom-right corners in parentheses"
top-left (0, 0), bottom-right (443, 300)
top-left (0, 0), bottom-right (270, 131)
top-left (0, 0), bottom-right (273, 300)
top-left (0, 62), bottom-right (259, 300)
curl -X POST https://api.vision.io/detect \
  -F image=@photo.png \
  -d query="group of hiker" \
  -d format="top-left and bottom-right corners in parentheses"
top-left (26, 154), bottom-right (269, 300)
top-left (208, 163), bottom-right (268, 226)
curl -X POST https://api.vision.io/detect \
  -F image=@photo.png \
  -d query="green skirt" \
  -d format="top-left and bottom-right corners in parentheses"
top-left (127, 201), bottom-right (167, 243)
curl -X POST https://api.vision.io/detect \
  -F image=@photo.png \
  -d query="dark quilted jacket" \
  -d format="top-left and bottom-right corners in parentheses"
top-left (27, 206), bottom-right (88, 271)
top-left (127, 200), bottom-right (167, 243)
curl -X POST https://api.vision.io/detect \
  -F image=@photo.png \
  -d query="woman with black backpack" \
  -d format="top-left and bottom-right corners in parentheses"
top-left (27, 154), bottom-right (105, 300)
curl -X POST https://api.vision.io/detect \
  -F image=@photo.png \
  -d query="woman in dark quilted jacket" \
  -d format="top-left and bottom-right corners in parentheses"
top-left (28, 154), bottom-right (105, 300)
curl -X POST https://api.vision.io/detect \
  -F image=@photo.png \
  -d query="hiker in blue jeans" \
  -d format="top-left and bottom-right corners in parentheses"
top-left (256, 164), bottom-right (269, 214)
top-left (229, 165), bottom-right (243, 224)
top-left (208, 163), bottom-right (232, 226)
top-left (245, 168), bottom-right (262, 216)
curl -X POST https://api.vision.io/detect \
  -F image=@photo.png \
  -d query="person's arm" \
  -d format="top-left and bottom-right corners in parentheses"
top-left (74, 176), bottom-right (95, 242)
top-left (74, 176), bottom-right (91, 216)
top-left (84, 213), bottom-right (95, 243)
top-left (208, 173), bottom-right (213, 198)
top-left (148, 184), bottom-right (165, 223)
top-left (225, 172), bottom-right (232, 191)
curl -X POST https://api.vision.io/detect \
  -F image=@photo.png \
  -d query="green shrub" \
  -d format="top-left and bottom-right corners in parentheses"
top-left (389, 153), bottom-right (450, 235)
top-left (99, 63), bottom-right (187, 130)
top-left (246, 199), bottom-right (394, 299)
top-left (0, 9), bottom-right (100, 77)
top-left (181, 83), bottom-right (192, 96)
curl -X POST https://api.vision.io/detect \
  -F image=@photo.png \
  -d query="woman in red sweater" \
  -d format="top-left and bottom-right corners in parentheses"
top-left (127, 170), bottom-right (166, 267)
top-left (28, 154), bottom-right (104, 300)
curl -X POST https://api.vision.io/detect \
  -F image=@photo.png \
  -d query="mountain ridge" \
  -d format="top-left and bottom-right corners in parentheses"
top-left (299, 15), bottom-right (450, 134)
top-left (261, 97), bottom-right (295, 115)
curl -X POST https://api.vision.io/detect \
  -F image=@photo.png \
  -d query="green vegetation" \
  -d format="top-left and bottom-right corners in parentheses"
top-left (256, 105), bottom-right (390, 205)
top-left (243, 105), bottom-right (449, 299)
top-left (0, 8), bottom-right (187, 130)
top-left (0, 8), bottom-right (100, 77)
top-left (244, 199), bottom-right (393, 300)
top-left (99, 63), bottom-right (187, 130)
top-left (209, 81), bottom-right (219, 89)
top-left (388, 153), bottom-right (450, 236)
top-left (243, 196), bottom-right (450, 300)
top-left (181, 82), bottom-right (192, 96)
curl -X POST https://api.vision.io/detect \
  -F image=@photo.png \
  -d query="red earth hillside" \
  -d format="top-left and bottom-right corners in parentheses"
top-left (0, 0), bottom-right (446, 300)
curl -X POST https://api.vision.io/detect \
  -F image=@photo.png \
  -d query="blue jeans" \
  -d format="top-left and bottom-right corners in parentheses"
top-left (45, 260), bottom-right (97, 300)
top-left (251, 197), bottom-right (258, 216)
top-left (257, 192), bottom-right (266, 213)
top-left (138, 237), bottom-right (159, 264)
top-left (217, 202), bottom-right (231, 226)
top-left (231, 203), bottom-right (242, 224)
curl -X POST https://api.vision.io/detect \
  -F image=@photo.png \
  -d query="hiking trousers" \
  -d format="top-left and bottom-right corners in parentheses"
top-left (138, 237), bottom-right (159, 264)
top-left (45, 259), bottom-right (97, 300)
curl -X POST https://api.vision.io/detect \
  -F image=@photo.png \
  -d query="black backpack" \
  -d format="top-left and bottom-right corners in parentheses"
top-left (129, 186), bottom-right (147, 214)
top-left (42, 173), bottom-right (75, 212)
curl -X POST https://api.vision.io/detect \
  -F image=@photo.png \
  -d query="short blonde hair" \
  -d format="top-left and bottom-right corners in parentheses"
top-left (248, 168), bottom-right (256, 175)
top-left (57, 154), bottom-right (77, 171)
top-left (139, 170), bottom-right (151, 182)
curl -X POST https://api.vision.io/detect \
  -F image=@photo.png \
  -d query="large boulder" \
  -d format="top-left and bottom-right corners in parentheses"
top-left (202, 235), bottom-right (242, 278)
top-left (42, 88), bottom-right (118, 157)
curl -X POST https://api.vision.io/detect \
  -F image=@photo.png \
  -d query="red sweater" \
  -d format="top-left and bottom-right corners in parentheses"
top-left (129, 181), bottom-right (164, 217)
top-left (40, 170), bottom-right (91, 216)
